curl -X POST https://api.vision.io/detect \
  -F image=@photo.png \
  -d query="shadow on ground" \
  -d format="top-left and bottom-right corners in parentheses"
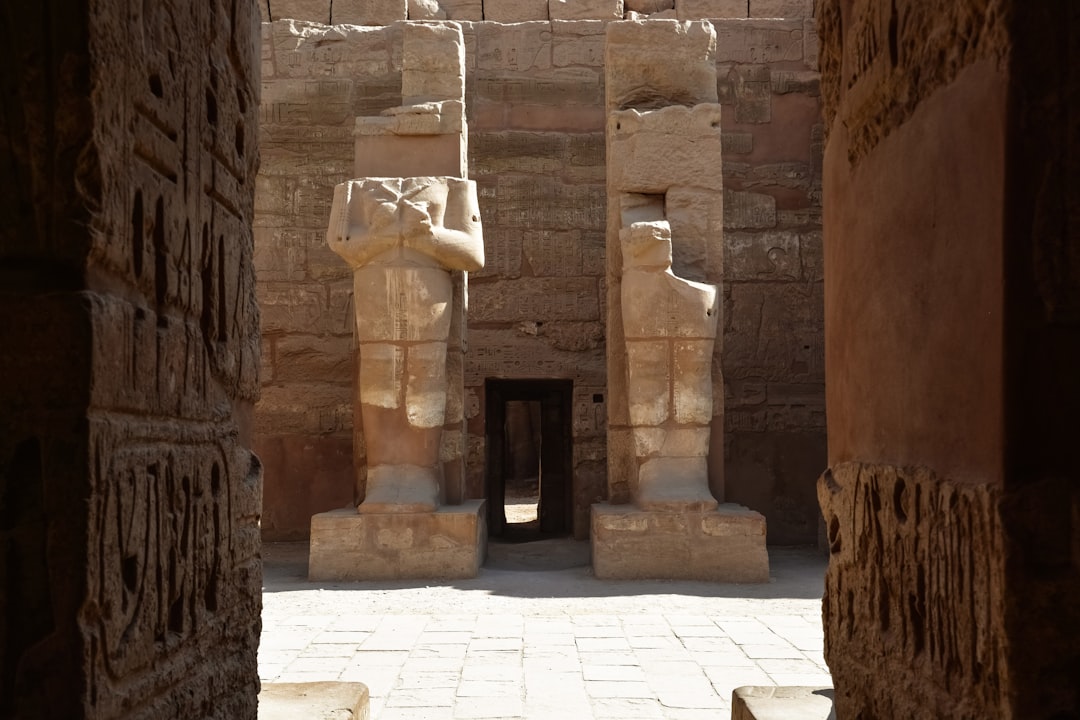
top-left (263, 541), bottom-right (826, 601)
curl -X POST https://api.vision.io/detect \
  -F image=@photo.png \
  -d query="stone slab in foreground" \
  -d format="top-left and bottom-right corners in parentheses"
top-left (259, 681), bottom-right (370, 720)
top-left (731, 686), bottom-right (835, 720)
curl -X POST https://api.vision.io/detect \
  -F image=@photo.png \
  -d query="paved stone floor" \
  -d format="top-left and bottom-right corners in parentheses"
top-left (260, 540), bottom-right (831, 719)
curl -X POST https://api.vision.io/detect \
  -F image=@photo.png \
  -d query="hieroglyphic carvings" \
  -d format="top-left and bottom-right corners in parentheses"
top-left (819, 463), bottom-right (1007, 717)
top-left (80, 0), bottom-right (262, 717)
top-left (818, 0), bottom-right (1009, 160)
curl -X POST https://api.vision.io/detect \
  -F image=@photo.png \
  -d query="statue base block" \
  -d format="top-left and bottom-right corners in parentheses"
top-left (591, 502), bottom-right (769, 582)
top-left (308, 501), bottom-right (486, 581)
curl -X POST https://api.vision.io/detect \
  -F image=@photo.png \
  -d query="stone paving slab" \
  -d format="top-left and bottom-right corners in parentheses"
top-left (261, 543), bottom-right (831, 719)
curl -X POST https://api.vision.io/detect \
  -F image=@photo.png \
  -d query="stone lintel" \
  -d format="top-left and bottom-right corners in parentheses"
top-left (731, 686), bottom-right (835, 720)
top-left (309, 501), bottom-right (487, 580)
top-left (590, 502), bottom-right (768, 582)
top-left (259, 682), bottom-right (371, 720)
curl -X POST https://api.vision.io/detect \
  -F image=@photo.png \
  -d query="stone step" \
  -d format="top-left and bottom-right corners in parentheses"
top-left (259, 682), bottom-right (370, 720)
top-left (732, 686), bottom-right (835, 720)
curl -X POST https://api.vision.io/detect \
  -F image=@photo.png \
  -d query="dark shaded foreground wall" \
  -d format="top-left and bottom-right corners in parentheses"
top-left (817, 0), bottom-right (1079, 717)
top-left (0, 1), bottom-right (263, 718)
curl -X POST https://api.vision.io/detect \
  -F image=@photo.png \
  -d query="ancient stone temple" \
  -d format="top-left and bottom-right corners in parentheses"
top-left (255, 6), bottom-right (829, 552)
top-left (4, 0), bottom-right (1078, 718)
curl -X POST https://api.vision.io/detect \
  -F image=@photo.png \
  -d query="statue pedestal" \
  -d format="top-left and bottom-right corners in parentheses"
top-left (308, 501), bottom-right (486, 581)
top-left (590, 502), bottom-right (769, 582)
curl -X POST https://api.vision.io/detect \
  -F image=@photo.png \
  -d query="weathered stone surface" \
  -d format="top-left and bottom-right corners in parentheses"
top-left (465, 329), bottom-right (606, 385)
top-left (817, 0), bottom-right (1007, 162)
top-left (549, 0), bottom-right (624, 21)
top-left (551, 20), bottom-right (607, 67)
top-left (256, 435), bottom-right (355, 540)
top-left (604, 19), bottom-right (733, 536)
top-left (733, 63), bottom-right (773, 123)
top-left (677, 0), bottom-right (747, 19)
top-left (591, 503), bottom-right (768, 581)
top-left (723, 431), bottom-right (826, 544)
top-left (272, 0), bottom-right (333, 22)
top-left (469, 277), bottom-right (600, 322)
top-left (819, 463), bottom-right (1006, 718)
top-left (0, 1), bottom-right (262, 718)
top-left (818, 3), bottom-right (1080, 717)
top-left (438, 0), bottom-right (484, 20)
top-left (486, 174), bottom-right (605, 230)
top-left (605, 20), bottom-right (718, 110)
top-left (620, 222), bottom-right (718, 512)
top-left (724, 190), bottom-right (777, 229)
top-left (408, 0), bottom-right (447, 19)
top-left (260, 682), bottom-right (371, 720)
top-left (748, 0), bottom-right (814, 17)
top-left (328, 177), bottom-right (484, 272)
top-left (712, 18), bottom-right (802, 63)
top-left (401, 22), bottom-right (465, 102)
top-left (327, 177), bottom-right (483, 513)
top-left (725, 231), bottom-right (800, 280)
top-left (309, 502), bottom-right (487, 580)
top-left (474, 21), bottom-right (554, 71)
top-left (483, 0), bottom-right (549, 22)
top-left (621, 225), bottom-right (719, 338)
top-left (664, 186), bottom-right (724, 281)
top-left (730, 686), bottom-right (834, 720)
top-left (272, 334), bottom-right (355, 385)
top-left (608, 105), bottom-right (726, 192)
top-left (256, 16), bottom-right (825, 544)
top-left (333, 0), bottom-right (408, 24)
top-left (256, 383), bottom-right (354, 435)
top-left (355, 131), bottom-right (467, 178)
top-left (625, 0), bottom-right (673, 12)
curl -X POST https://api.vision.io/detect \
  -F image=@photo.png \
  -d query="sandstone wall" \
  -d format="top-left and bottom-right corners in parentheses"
top-left (258, 0), bottom-right (816, 24)
top-left (818, 0), bottom-right (1079, 717)
top-left (256, 15), bottom-right (824, 542)
top-left (0, 1), bottom-right (262, 719)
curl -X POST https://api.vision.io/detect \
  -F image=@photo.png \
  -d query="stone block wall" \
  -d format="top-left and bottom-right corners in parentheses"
top-left (0, 1), bottom-right (262, 719)
top-left (255, 15), bottom-right (824, 542)
top-left (257, 0), bottom-right (814, 23)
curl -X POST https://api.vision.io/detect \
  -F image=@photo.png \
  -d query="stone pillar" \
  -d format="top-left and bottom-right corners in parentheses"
top-left (592, 20), bottom-right (768, 582)
top-left (308, 22), bottom-right (487, 580)
top-left (0, 1), bottom-right (262, 718)
top-left (816, 0), bottom-right (1080, 717)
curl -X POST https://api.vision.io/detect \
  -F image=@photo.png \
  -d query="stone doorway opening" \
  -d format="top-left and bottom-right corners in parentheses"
top-left (484, 379), bottom-right (573, 541)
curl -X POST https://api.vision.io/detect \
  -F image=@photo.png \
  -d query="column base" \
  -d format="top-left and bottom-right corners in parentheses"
top-left (309, 500), bottom-right (486, 581)
top-left (591, 502), bottom-right (769, 582)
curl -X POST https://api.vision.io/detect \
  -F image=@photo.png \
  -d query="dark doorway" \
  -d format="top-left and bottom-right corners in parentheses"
top-left (485, 379), bottom-right (573, 540)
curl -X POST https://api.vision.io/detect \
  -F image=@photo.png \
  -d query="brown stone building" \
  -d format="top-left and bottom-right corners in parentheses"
top-left (0, 0), bottom-right (1076, 718)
